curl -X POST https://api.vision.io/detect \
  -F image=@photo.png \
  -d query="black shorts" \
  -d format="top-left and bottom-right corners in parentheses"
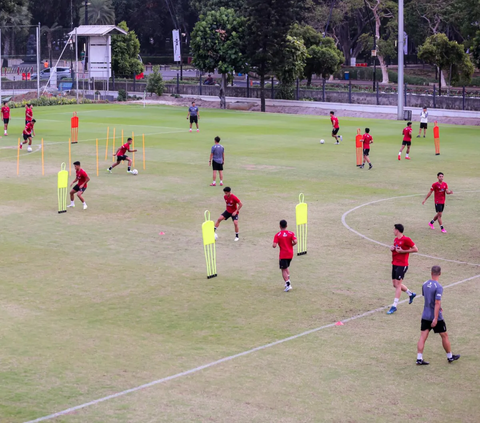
top-left (421, 319), bottom-right (447, 333)
top-left (363, 148), bottom-right (370, 156)
top-left (23, 133), bottom-right (30, 141)
top-left (3, 118), bottom-right (9, 124)
top-left (73, 185), bottom-right (87, 193)
top-left (279, 258), bottom-right (292, 269)
top-left (190, 116), bottom-right (198, 124)
top-left (420, 123), bottom-right (428, 129)
top-left (332, 127), bottom-right (339, 135)
top-left (402, 141), bottom-right (411, 146)
top-left (435, 203), bottom-right (445, 213)
top-left (116, 155), bottom-right (128, 162)
top-left (212, 161), bottom-right (223, 171)
top-left (392, 265), bottom-right (408, 281)
top-left (222, 211), bottom-right (239, 221)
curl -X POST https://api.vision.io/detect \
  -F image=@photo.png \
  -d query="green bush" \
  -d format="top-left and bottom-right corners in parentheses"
top-left (8, 96), bottom-right (91, 108)
top-left (117, 89), bottom-right (127, 101)
top-left (146, 66), bottom-right (165, 96)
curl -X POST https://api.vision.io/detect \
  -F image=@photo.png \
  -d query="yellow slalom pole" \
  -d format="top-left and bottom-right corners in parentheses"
top-left (296, 193), bottom-right (308, 256)
top-left (142, 134), bottom-right (145, 170)
top-left (132, 131), bottom-right (135, 168)
top-left (41, 138), bottom-right (44, 176)
top-left (105, 126), bottom-right (109, 160)
top-left (17, 139), bottom-right (20, 175)
top-left (68, 138), bottom-right (72, 175)
top-left (112, 128), bottom-right (116, 162)
top-left (96, 138), bottom-right (99, 176)
top-left (202, 210), bottom-right (217, 279)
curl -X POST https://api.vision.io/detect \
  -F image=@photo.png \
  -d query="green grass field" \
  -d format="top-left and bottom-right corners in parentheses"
top-left (1, 104), bottom-right (479, 423)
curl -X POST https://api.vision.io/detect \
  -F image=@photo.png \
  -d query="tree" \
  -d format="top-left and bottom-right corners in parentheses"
top-left (471, 31), bottom-right (480, 70)
top-left (146, 65), bottom-right (165, 96)
top-left (244, 0), bottom-right (302, 112)
top-left (41, 23), bottom-right (62, 67)
top-left (275, 35), bottom-right (307, 99)
top-left (190, 7), bottom-right (246, 109)
top-left (191, 0), bottom-right (245, 15)
top-left (80, 0), bottom-right (115, 25)
top-left (290, 24), bottom-right (344, 86)
top-left (111, 21), bottom-right (144, 77)
top-left (0, 0), bottom-right (31, 59)
top-left (418, 33), bottom-right (474, 94)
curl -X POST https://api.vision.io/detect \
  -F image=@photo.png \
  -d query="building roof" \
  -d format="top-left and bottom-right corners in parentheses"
top-left (69, 25), bottom-right (127, 37)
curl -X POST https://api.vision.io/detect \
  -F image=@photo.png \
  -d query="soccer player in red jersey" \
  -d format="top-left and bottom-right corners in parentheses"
top-left (214, 186), bottom-right (242, 241)
top-left (1, 101), bottom-right (10, 136)
top-left (359, 127), bottom-right (373, 169)
top-left (68, 161), bottom-right (90, 210)
top-left (107, 137), bottom-right (137, 173)
top-left (387, 224), bottom-right (418, 315)
top-left (398, 121), bottom-right (412, 160)
top-left (329, 111), bottom-right (342, 144)
top-left (273, 220), bottom-right (298, 292)
top-left (422, 172), bottom-right (453, 233)
top-left (19, 119), bottom-right (36, 152)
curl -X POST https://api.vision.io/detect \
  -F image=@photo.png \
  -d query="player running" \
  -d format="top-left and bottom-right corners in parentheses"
top-left (214, 187), bottom-right (242, 242)
top-left (422, 172), bottom-right (453, 233)
top-left (209, 136), bottom-right (224, 186)
top-left (359, 127), bottom-right (373, 169)
top-left (1, 101), bottom-right (10, 136)
top-left (329, 111), bottom-right (342, 144)
top-left (387, 224), bottom-right (418, 315)
top-left (25, 103), bottom-right (35, 136)
top-left (273, 220), bottom-right (297, 292)
top-left (19, 119), bottom-right (36, 152)
top-left (416, 266), bottom-right (460, 365)
top-left (398, 121), bottom-right (412, 160)
top-left (107, 137), bottom-right (137, 174)
top-left (68, 161), bottom-right (90, 210)
top-left (187, 101), bottom-right (200, 132)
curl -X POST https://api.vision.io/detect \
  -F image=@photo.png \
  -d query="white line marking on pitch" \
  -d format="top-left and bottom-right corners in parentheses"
top-left (341, 192), bottom-right (480, 267)
top-left (23, 193), bottom-right (480, 422)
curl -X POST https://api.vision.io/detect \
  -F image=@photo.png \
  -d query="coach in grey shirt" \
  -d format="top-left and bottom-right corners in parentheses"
top-left (416, 265), bottom-right (460, 365)
top-left (187, 101), bottom-right (200, 132)
top-left (209, 136), bottom-right (224, 186)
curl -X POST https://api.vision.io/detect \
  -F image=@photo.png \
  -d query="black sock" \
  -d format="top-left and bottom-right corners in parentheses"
top-left (214, 227), bottom-right (217, 231)
top-left (108, 166), bottom-right (112, 170)
top-left (440, 225), bottom-right (444, 229)
top-left (430, 220), bottom-right (435, 225)
top-left (235, 233), bottom-right (239, 238)
top-left (128, 166), bottom-right (131, 171)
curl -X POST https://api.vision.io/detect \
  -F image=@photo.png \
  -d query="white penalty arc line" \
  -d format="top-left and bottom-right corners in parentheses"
top-left (24, 273), bottom-right (480, 423)
top-left (341, 192), bottom-right (480, 267)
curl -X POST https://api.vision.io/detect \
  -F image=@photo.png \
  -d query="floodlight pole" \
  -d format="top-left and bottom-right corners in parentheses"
top-left (37, 23), bottom-right (41, 99)
top-left (397, 0), bottom-right (404, 120)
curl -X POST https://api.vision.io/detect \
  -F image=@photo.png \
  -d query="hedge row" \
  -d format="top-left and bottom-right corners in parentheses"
top-left (7, 96), bottom-right (92, 108)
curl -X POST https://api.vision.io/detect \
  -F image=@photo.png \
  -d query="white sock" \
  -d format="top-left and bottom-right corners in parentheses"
top-left (220, 180), bottom-right (222, 183)
top-left (406, 154), bottom-right (409, 157)
top-left (393, 298), bottom-right (399, 307)
top-left (83, 202), bottom-right (86, 205)
top-left (446, 352), bottom-right (452, 359)
top-left (406, 289), bottom-right (413, 295)
top-left (70, 201), bottom-right (75, 205)
top-left (417, 353), bottom-right (423, 360)
top-left (398, 152), bottom-right (401, 156)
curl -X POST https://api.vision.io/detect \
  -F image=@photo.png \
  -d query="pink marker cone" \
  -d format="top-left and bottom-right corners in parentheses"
top-left (335, 321), bottom-right (344, 326)
top-left (159, 232), bottom-right (165, 235)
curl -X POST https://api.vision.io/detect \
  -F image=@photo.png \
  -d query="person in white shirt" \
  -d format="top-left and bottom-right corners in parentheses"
top-left (417, 107), bottom-right (428, 138)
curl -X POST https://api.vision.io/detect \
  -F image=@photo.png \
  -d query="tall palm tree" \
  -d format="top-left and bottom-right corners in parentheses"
top-left (41, 23), bottom-right (62, 68)
top-left (0, 3), bottom-right (31, 59)
top-left (79, 0), bottom-right (115, 25)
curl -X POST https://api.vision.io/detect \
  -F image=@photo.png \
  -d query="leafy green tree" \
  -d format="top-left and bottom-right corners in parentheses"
top-left (0, 0), bottom-right (31, 59)
top-left (244, 0), bottom-right (302, 111)
top-left (290, 24), bottom-right (344, 86)
top-left (111, 21), bottom-right (144, 77)
top-left (80, 0), bottom-right (115, 25)
top-left (190, 7), bottom-right (246, 109)
top-left (146, 65), bottom-right (165, 96)
top-left (41, 23), bottom-right (62, 68)
top-left (471, 31), bottom-right (480, 70)
top-left (418, 33), bottom-right (474, 93)
top-left (275, 35), bottom-right (307, 99)
top-left (191, 0), bottom-right (245, 15)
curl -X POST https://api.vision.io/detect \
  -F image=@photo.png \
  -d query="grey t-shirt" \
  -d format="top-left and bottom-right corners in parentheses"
top-left (189, 106), bottom-right (199, 116)
top-left (211, 144), bottom-right (224, 164)
top-left (421, 279), bottom-right (444, 321)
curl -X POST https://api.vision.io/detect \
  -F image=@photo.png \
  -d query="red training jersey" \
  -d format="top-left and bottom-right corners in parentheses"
top-left (274, 230), bottom-right (297, 259)
top-left (26, 107), bottom-right (33, 121)
top-left (331, 116), bottom-right (339, 129)
top-left (224, 194), bottom-right (241, 214)
top-left (392, 236), bottom-right (415, 267)
top-left (117, 143), bottom-right (130, 156)
top-left (1, 105), bottom-right (10, 119)
top-left (76, 168), bottom-right (89, 188)
top-left (403, 126), bottom-right (412, 141)
top-left (23, 122), bottom-right (34, 135)
top-left (431, 182), bottom-right (448, 204)
top-left (362, 133), bottom-right (373, 149)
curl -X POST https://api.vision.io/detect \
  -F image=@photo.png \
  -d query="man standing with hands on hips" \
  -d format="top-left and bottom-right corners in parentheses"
top-left (187, 101), bottom-right (200, 132)
top-left (209, 136), bottom-right (224, 186)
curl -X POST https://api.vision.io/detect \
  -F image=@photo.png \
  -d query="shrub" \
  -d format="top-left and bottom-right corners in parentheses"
top-left (8, 96), bottom-right (91, 108)
top-left (146, 65), bottom-right (165, 96)
top-left (117, 89), bottom-right (127, 101)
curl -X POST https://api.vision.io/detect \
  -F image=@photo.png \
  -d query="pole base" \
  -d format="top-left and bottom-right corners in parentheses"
top-left (58, 210), bottom-right (67, 214)
top-left (207, 274), bottom-right (218, 279)
top-left (297, 252), bottom-right (307, 256)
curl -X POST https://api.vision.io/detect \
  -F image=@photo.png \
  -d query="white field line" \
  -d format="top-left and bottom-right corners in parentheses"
top-left (24, 194), bottom-right (480, 422)
top-left (341, 192), bottom-right (480, 267)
